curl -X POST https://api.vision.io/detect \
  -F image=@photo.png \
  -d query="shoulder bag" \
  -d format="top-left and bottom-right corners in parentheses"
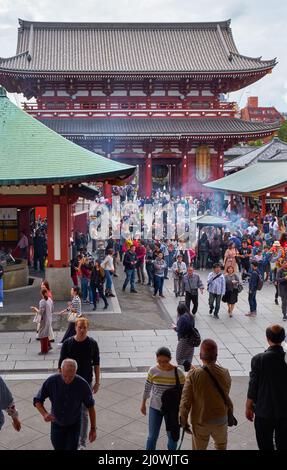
top-left (161, 367), bottom-right (183, 442)
top-left (202, 366), bottom-right (237, 427)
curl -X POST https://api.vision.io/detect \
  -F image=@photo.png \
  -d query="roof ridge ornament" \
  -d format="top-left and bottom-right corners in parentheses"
top-left (27, 24), bottom-right (34, 62)
top-left (216, 24), bottom-right (232, 61)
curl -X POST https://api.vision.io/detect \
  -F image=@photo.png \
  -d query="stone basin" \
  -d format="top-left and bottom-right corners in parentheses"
top-left (3, 259), bottom-right (29, 290)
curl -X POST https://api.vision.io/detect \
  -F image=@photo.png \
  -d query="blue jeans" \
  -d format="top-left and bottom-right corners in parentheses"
top-left (248, 290), bottom-right (257, 313)
top-left (81, 277), bottom-right (89, 301)
top-left (123, 269), bottom-right (135, 291)
top-left (146, 407), bottom-right (177, 450)
top-left (50, 420), bottom-right (81, 450)
top-left (0, 279), bottom-right (3, 303)
top-left (154, 275), bottom-right (164, 296)
top-left (104, 270), bottom-right (112, 290)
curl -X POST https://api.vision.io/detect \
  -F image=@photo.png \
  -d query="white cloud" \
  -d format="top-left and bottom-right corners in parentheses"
top-left (0, 0), bottom-right (286, 110)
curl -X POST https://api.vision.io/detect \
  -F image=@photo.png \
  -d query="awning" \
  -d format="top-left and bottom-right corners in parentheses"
top-left (194, 215), bottom-right (232, 226)
top-left (204, 161), bottom-right (287, 196)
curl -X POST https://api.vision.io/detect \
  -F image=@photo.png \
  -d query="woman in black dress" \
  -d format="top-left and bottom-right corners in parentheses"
top-left (224, 266), bottom-right (241, 317)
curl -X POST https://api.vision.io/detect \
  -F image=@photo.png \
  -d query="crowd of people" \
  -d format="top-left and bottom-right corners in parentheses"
top-left (1, 321), bottom-right (287, 451)
top-left (2, 203), bottom-right (287, 450)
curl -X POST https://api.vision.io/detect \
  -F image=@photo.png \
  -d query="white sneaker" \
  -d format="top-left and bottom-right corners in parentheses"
top-left (0, 302), bottom-right (3, 307)
top-left (78, 445), bottom-right (86, 450)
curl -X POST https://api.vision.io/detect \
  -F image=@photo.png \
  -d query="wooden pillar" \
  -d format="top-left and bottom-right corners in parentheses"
top-left (138, 163), bottom-right (145, 198)
top-left (45, 185), bottom-right (73, 300)
top-left (60, 193), bottom-right (70, 267)
top-left (103, 180), bottom-right (112, 199)
top-left (217, 145), bottom-right (224, 179)
top-left (181, 153), bottom-right (188, 196)
top-left (261, 194), bottom-right (266, 218)
top-left (244, 196), bottom-right (249, 218)
top-left (145, 153), bottom-right (152, 197)
top-left (46, 185), bottom-right (55, 266)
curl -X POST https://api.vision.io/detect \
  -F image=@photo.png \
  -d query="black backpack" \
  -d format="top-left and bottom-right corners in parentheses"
top-left (161, 368), bottom-right (183, 442)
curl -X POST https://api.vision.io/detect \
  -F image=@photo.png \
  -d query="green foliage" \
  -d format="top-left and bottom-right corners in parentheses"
top-left (249, 139), bottom-right (264, 146)
top-left (278, 120), bottom-right (287, 142)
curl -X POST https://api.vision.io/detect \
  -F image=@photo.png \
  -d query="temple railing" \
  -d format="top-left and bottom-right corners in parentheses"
top-left (23, 100), bottom-right (236, 119)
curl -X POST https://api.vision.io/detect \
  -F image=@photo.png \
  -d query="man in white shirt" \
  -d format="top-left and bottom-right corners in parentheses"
top-left (246, 221), bottom-right (258, 238)
top-left (17, 231), bottom-right (29, 259)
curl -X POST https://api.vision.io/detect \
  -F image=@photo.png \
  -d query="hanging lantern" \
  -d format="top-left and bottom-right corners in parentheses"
top-left (152, 165), bottom-right (169, 179)
top-left (196, 145), bottom-right (210, 182)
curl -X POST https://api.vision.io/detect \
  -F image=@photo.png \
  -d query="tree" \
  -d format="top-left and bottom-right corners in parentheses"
top-left (278, 120), bottom-right (287, 142)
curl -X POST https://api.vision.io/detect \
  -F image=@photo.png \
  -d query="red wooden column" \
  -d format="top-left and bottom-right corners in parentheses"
top-left (46, 185), bottom-right (55, 266)
top-left (145, 153), bottom-right (152, 197)
top-left (103, 180), bottom-right (112, 200)
top-left (244, 196), bottom-right (249, 218)
top-left (60, 190), bottom-right (70, 267)
top-left (46, 185), bottom-right (73, 299)
top-left (137, 163), bottom-right (145, 197)
top-left (261, 194), bottom-right (266, 218)
top-left (181, 154), bottom-right (188, 196)
top-left (217, 145), bottom-right (225, 179)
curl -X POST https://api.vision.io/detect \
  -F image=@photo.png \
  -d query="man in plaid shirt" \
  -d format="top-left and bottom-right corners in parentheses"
top-left (207, 263), bottom-right (226, 319)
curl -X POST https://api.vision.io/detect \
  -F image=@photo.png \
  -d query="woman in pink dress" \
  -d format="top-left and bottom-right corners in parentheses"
top-left (224, 242), bottom-right (239, 273)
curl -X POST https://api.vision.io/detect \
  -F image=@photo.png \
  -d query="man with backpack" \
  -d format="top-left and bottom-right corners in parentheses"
top-left (58, 317), bottom-right (100, 450)
top-left (245, 261), bottom-right (263, 317)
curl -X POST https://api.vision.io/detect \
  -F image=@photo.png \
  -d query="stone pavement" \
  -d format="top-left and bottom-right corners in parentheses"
top-left (0, 375), bottom-right (257, 450)
top-left (0, 269), bottom-right (284, 374)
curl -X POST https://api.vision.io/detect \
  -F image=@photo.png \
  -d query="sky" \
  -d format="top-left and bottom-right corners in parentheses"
top-left (0, 0), bottom-right (286, 111)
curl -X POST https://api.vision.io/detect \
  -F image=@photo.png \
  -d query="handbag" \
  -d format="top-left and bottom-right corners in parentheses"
top-left (33, 313), bottom-right (41, 324)
top-left (187, 326), bottom-right (201, 347)
top-left (68, 311), bottom-right (78, 323)
top-left (237, 283), bottom-right (243, 293)
top-left (202, 366), bottom-right (237, 427)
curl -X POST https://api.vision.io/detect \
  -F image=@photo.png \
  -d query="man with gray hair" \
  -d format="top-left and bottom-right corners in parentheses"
top-left (179, 339), bottom-right (233, 450)
top-left (33, 358), bottom-right (96, 450)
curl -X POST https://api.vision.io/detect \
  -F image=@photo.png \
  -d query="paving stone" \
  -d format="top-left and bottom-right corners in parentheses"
top-left (0, 361), bottom-right (15, 371)
top-left (17, 435), bottom-right (54, 450)
top-left (0, 424), bottom-right (44, 449)
top-left (15, 361), bottom-right (55, 370)
top-left (90, 433), bottom-right (141, 450)
top-left (217, 358), bottom-right (244, 370)
top-left (101, 358), bottom-right (131, 368)
top-left (123, 330), bottom-right (157, 337)
top-left (130, 358), bottom-right (154, 367)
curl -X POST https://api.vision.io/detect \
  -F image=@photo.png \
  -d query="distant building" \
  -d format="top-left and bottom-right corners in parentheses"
top-left (241, 96), bottom-right (285, 124)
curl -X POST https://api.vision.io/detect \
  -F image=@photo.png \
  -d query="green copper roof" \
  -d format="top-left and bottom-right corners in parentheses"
top-left (0, 88), bottom-right (135, 185)
top-left (204, 160), bottom-right (287, 195)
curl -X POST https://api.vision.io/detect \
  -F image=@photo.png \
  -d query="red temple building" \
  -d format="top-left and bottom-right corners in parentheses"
top-left (0, 20), bottom-right (279, 198)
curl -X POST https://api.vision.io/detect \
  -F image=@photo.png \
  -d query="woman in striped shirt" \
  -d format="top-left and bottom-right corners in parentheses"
top-left (140, 347), bottom-right (185, 450)
top-left (59, 286), bottom-right (82, 345)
